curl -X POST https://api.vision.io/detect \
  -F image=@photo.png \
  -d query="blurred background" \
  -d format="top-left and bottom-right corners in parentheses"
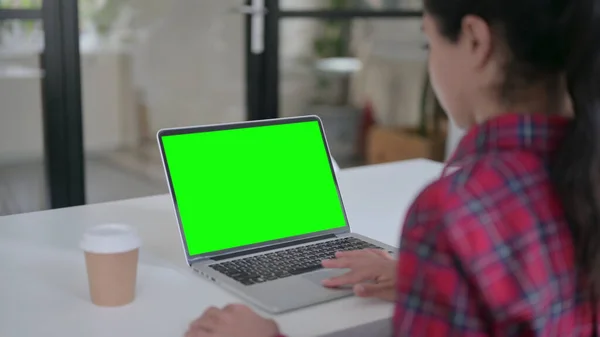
top-left (0, 0), bottom-right (463, 216)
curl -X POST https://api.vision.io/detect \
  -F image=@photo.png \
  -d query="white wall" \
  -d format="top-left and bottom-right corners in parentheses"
top-left (128, 0), bottom-right (321, 131)
top-left (445, 119), bottom-right (465, 160)
top-left (130, 0), bottom-right (245, 132)
top-left (0, 74), bottom-right (43, 165)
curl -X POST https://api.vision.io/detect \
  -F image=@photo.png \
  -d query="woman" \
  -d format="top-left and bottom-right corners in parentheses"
top-left (185, 0), bottom-right (600, 335)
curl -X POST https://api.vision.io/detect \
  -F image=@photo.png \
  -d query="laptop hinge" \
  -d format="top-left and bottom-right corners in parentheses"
top-left (207, 233), bottom-right (337, 262)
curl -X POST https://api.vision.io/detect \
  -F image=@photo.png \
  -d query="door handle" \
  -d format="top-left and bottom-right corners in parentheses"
top-left (231, 0), bottom-right (267, 54)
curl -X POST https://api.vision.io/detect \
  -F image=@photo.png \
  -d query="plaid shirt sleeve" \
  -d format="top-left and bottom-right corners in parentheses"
top-left (393, 179), bottom-right (489, 337)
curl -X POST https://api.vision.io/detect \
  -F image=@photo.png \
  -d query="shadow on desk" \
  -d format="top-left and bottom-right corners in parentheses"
top-left (321, 318), bottom-right (391, 337)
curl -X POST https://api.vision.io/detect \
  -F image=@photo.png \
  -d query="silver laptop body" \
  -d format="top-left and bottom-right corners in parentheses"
top-left (157, 116), bottom-right (395, 314)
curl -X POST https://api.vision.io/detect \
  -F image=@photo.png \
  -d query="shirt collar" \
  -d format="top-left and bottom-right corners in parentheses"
top-left (445, 113), bottom-right (571, 171)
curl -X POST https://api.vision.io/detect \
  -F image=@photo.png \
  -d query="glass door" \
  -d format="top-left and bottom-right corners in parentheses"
top-left (247, 0), bottom-right (427, 168)
top-left (0, 0), bottom-right (85, 215)
top-left (76, 0), bottom-right (254, 205)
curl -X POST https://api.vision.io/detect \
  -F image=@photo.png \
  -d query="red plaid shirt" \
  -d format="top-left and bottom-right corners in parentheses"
top-left (394, 113), bottom-right (597, 336)
top-left (277, 113), bottom-right (596, 337)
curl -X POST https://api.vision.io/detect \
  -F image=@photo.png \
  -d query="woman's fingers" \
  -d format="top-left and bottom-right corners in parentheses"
top-left (369, 249), bottom-right (393, 258)
top-left (321, 249), bottom-right (395, 289)
top-left (354, 282), bottom-right (389, 297)
top-left (324, 250), bottom-right (391, 269)
top-left (322, 270), bottom-right (370, 287)
top-left (354, 282), bottom-right (396, 301)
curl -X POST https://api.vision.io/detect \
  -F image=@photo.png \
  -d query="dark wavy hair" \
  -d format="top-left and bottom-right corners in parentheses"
top-left (424, 0), bottom-right (600, 292)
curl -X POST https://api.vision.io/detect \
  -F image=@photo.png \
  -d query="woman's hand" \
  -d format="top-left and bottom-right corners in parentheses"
top-left (185, 304), bottom-right (280, 337)
top-left (321, 249), bottom-right (397, 302)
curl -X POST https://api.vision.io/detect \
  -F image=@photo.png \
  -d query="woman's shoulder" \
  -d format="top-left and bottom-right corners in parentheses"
top-left (408, 151), bottom-right (553, 227)
top-left (405, 151), bottom-right (560, 264)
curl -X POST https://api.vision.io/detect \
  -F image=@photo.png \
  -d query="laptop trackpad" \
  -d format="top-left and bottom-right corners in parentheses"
top-left (302, 268), bottom-right (353, 290)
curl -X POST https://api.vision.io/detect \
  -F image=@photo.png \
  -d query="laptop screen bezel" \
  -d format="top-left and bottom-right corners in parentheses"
top-left (157, 115), bottom-right (351, 264)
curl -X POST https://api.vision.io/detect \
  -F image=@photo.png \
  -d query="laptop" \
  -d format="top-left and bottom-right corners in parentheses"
top-left (157, 115), bottom-right (395, 314)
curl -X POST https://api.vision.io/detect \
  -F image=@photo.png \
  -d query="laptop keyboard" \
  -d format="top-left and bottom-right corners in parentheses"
top-left (209, 237), bottom-right (382, 286)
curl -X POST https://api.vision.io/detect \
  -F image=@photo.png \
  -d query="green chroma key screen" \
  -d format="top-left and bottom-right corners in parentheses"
top-left (161, 120), bottom-right (347, 256)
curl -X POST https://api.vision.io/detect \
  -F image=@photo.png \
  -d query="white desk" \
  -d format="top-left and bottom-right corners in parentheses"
top-left (0, 159), bottom-right (443, 337)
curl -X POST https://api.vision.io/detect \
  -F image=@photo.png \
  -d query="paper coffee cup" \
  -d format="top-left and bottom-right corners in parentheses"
top-left (80, 224), bottom-right (141, 307)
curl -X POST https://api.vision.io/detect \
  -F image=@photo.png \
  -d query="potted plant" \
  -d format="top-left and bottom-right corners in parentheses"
top-left (89, 0), bottom-right (125, 37)
top-left (0, 0), bottom-right (42, 48)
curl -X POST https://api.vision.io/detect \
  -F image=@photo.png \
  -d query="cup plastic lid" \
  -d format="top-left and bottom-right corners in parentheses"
top-left (80, 223), bottom-right (141, 254)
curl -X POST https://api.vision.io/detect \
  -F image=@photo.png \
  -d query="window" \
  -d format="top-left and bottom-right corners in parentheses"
top-left (0, 0), bottom-right (123, 50)
top-left (0, 0), bottom-right (42, 8)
